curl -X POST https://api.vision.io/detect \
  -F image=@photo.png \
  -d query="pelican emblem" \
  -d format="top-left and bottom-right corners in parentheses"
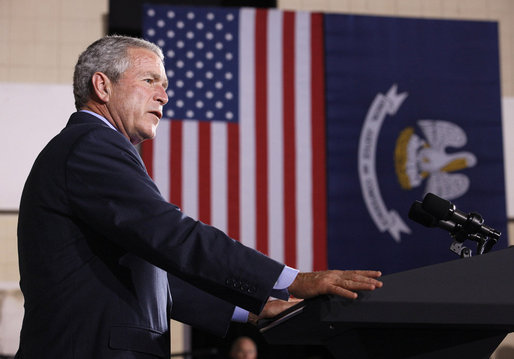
top-left (395, 120), bottom-right (477, 200)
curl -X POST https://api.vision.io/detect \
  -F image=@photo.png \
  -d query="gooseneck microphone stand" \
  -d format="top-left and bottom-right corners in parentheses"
top-left (446, 212), bottom-right (497, 258)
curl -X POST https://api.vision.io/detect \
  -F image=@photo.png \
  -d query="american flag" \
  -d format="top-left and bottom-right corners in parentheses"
top-left (142, 5), bottom-right (327, 271)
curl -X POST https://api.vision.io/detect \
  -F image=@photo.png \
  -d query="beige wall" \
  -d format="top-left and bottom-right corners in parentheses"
top-left (0, 0), bottom-right (108, 84)
top-left (0, 216), bottom-right (18, 282)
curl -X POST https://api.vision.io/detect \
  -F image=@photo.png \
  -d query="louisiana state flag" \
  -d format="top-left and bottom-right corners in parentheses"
top-left (142, 6), bottom-right (506, 274)
top-left (325, 15), bottom-right (506, 273)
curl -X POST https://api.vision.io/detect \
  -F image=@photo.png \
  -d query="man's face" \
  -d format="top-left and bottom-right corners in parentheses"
top-left (107, 47), bottom-right (168, 144)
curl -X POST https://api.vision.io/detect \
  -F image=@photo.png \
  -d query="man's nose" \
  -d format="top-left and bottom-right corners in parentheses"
top-left (156, 86), bottom-right (168, 105)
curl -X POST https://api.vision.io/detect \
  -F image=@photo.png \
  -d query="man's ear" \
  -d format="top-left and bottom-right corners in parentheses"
top-left (91, 72), bottom-right (112, 103)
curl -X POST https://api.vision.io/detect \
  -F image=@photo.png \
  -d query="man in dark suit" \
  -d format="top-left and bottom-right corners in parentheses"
top-left (16, 36), bottom-right (382, 358)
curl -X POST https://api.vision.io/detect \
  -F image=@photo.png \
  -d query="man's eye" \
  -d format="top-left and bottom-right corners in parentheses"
top-left (145, 79), bottom-right (153, 84)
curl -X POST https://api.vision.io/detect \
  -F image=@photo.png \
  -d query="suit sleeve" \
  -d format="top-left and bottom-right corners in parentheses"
top-left (168, 274), bottom-right (235, 337)
top-left (65, 127), bottom-right (284, 314)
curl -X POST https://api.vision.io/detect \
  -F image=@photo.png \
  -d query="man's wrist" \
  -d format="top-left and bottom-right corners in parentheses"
top-left (247, 312), bottom-right (259, 326)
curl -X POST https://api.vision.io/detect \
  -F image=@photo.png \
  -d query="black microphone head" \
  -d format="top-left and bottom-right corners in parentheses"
top-left (422, 193), bottom-right (453, 221)
top-left (408, 201), bottom-right (438, 227)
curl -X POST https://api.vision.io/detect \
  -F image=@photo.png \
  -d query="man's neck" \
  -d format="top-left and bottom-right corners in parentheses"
top-left (79, 109), bottom-right (117, 132)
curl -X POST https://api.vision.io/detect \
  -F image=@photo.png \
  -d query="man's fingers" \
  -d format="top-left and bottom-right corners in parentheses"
top-left (328, 285), bottom-right (358, 299)
top-left (289, 270), bottom-right (383, 299)
top-left (257, 298), bottom-right (304, 323)
top-left (336, 271), bottom-right (383, 288)
top-left (340, 280), bottom-right (379, 291)
top-left (344, 275), bottom-right (383, 288)
top-left (364, 270), bottom-right (382, 278)
top-left (329, 278), bottom-right (381, 299)
top-left (346, 270), bottom-right (382, 279)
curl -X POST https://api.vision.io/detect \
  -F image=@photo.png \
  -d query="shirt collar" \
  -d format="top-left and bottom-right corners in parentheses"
top-left (79, 110), bottom-right (118, 132)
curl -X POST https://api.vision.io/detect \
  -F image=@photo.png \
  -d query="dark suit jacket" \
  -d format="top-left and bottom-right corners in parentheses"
top-left (16, 112), bottom-right (284, 358)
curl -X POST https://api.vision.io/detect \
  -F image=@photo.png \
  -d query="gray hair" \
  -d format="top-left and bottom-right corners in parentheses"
top-left (73, 35), bottom-right (164, 110)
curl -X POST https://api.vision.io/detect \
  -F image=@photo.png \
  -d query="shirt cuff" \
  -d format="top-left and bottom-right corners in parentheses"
top-left (274, 265), bottom-right (299, 289)
top-left (231, 306), bottom-right (249, 323)
top-left (269, 265), bottom-right (299, 300)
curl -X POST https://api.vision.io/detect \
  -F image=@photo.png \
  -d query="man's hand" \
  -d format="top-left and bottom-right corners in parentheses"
top-left (288, 270), bottom-right (383, 300)
top-left (248, 298), bottom-right (302, 325)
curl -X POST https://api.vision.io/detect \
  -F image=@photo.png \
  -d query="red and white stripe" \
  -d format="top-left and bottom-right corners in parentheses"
top-left (142, 8), bottom-right (327, 271)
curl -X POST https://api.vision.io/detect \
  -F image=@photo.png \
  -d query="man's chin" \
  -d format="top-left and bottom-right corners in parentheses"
top-left (130, 130), bottom-right (156, 145)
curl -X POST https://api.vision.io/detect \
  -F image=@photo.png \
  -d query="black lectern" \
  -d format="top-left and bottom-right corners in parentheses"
top-left (260, 247), bottom-right (514, 358)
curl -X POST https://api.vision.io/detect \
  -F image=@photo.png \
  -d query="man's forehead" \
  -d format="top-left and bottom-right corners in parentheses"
top-left (126, 48), bottom-right (163, 69)
top-left (126, 48), bottom-right (166, 77)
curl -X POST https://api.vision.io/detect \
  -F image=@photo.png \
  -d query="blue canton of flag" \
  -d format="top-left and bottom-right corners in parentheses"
top-left (145, 6), bottom-right (239, 123)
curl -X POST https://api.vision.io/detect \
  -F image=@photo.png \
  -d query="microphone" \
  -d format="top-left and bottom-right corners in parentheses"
top-left (421, 193), bottom-right (500, 243)
top-left (408, 193), bottom-right (501, 257)
top-left (408, 201), bottom-right (455, 232)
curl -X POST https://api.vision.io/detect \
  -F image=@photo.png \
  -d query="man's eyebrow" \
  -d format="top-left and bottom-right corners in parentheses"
top-left (143, 71), bottom-right (168, 89)
top-left (143, 71), bottom-right (162, 79)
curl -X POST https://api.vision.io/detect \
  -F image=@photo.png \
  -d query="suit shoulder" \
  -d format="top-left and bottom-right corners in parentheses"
top-left (61, 121), bottom-right (126, 145)
top-left (31, 121), bottom-right (139, 178)
top-left (52, 121), bottom-right (134, 157)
